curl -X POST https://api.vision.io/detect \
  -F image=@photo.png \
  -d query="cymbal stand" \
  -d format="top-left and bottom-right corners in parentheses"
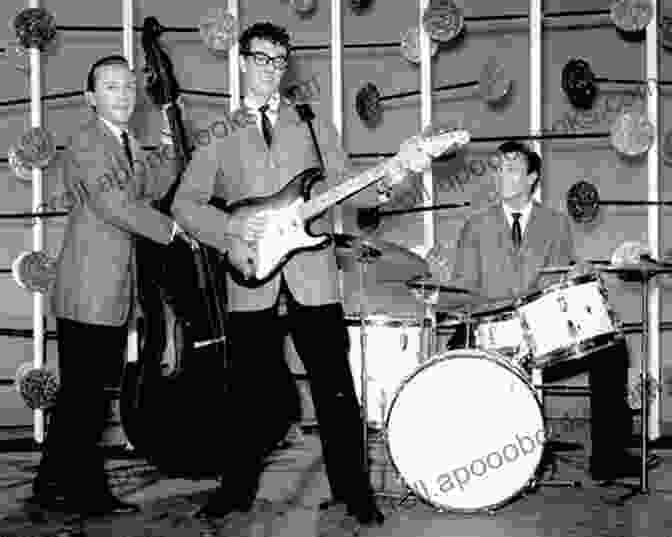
top-left (353, 252), bottom-right (414, 507)
top-left (619, 268), bottom-right (655, 500)
top-left (421, 303), bottom-right (437, 361)
top-left (356, 253), bottom-right (371, 476)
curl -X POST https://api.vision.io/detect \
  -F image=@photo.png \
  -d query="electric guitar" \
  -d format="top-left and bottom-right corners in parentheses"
top-left (225, 127), bottom-right (470, 287)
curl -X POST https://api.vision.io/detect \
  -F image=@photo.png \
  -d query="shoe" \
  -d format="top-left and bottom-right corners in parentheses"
top-left (590, 452), bottom-right (662, 481)
top-left (346, 498), bottom-right (385, 526)
top-left (193, 491), bottom-right (255, 519)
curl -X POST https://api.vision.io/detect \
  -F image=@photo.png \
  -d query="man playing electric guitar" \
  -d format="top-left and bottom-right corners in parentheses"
top-left (172, 22), bottom-right (466, 524)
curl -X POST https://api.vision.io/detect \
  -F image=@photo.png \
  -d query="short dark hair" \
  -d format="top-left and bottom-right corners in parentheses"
top-left (86, 55), bottom-right (130, 93)
top-left (239, 22), bottom-right (291, 56)
top-left (497, 140), bottom-right (542, 193)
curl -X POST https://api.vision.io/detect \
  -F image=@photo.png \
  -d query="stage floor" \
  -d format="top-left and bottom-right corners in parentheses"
top-left (0, 426), bottom-right (671, 537)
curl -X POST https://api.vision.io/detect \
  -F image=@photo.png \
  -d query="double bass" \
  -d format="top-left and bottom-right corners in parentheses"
top-left (119, 16), bottom-right (229, 478)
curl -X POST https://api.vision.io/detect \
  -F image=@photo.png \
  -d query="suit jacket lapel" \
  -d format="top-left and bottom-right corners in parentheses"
top-left (494, 204), bottom-right (516, 255)
top-left (94, 118), bottom-right (141, 196)
top-left (521, 203), bottom-right (542, 253)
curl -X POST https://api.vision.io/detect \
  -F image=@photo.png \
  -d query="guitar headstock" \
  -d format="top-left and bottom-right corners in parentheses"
top-left (418, 125), bottom-right (470, 158)
top-left (388, 126), bottom-right (469, 184)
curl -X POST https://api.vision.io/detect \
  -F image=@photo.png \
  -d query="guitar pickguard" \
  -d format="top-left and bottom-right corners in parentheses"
top-left (228, 198), bottom-right (330, 286)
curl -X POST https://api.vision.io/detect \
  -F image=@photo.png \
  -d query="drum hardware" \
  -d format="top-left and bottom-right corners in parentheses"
top-left (333, 233), bottom-right (430, 282)
top-left (332, 234), bottom-right (429, 485)
top-left (404, 277), bottom-right (444, 361)
top-left (541, 260), bottom-right (671, 497)
top-left (596, 260), bottom-right (672, 499)
top-left (567, 180), bottom-right (672, 225)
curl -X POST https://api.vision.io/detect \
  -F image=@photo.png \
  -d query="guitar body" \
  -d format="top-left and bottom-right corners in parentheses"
top-left (223, 126), bottom-right (471, 289)
top-left (226, 167), bottom-right (332, 287)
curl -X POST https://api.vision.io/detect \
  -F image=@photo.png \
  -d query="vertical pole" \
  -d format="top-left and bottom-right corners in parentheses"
top-left (419, 0), bottom-right (436, 367)
top-left (228, 0), bottom-right (240, 111)
top-left (122, 0), bottom-right (137, 451)
top-left (419, 0), bottom-right (434, 250)
top-left (529, 0), bottom-right (542, 202)
top-left (331, 0), bottom-right (345, 299)
top-left (123, 0), bottom-right (134, 70)
top-left (645, 0), bottom-right (661, 441)
top-left (29, 0), bottom-right (45, 443)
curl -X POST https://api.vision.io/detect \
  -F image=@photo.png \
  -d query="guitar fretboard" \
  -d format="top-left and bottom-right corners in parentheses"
top-left (299, 158), bottom-right (395, 221)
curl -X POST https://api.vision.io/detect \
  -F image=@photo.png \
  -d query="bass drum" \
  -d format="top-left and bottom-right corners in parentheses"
top-left (384, 349), bottom-right (545, 512)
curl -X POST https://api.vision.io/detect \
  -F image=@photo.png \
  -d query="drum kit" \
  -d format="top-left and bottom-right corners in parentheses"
top-left (335, 233), bottom-right (672, 512)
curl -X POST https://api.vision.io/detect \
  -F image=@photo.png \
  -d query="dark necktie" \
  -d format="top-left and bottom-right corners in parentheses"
top-left (512, 212), bottom-right (522, 249)
top-left (121, 131), bottom-right (134, 170)
top-left (259, 104), bottom-right (273, 148)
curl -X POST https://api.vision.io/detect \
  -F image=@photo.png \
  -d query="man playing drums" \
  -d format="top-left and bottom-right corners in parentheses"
top-left (442, 140), bottom-right (653, 481)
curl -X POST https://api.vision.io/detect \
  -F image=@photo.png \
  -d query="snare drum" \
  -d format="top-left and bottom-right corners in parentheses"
top-left (385, 349), bottom-right (545, 512)
top-left (517, 273), bottom-right (623, 368)
top-left (346, 315), bottom-right (422, 428)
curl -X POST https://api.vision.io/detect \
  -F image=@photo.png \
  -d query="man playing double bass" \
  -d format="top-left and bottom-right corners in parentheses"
top-left (33, 55), bottom-right (184, 516)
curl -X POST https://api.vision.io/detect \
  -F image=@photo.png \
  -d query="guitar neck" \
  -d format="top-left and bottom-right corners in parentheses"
top-left (299, 157), bottom-right (396, 221)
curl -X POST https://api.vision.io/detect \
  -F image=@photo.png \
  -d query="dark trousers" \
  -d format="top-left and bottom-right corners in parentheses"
top-left (223, 288), bottom-right (372, 505)
top-left (447, 323), bottom-right (632, 460)
top-left (37, 318), bottom-right (127, 499)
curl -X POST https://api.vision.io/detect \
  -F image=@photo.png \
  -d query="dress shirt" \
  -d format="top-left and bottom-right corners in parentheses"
top-left (99, 117), bottom-right (179, 240)
top-left (244, 92), bottom-right (281, 132)
top-left (502, 199), bottom-right (533, 236)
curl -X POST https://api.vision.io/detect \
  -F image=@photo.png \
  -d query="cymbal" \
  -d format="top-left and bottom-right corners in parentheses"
top-left (333, 234), bottom-right (429, 279)
top-left (597, 258), bottom-right (672, 275)
top-left (405, 277), bottom-right (475, 295)
top-left (540, 257), bottom-right (672, 276)
top-left (422, 289), bottom-right (498, 312)
top-left (539, 265), bottom-right (573, 275)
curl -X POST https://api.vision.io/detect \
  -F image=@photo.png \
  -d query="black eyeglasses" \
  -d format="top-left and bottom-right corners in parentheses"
top-left (242, 51), bottom-right (289, 70)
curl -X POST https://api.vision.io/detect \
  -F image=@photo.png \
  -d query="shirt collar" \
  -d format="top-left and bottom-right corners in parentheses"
top-left (99, 116), bottom-right (129, 143)
top-left (244, 92), bottom-right (281, 113)
top-left (502, 199), bottom-right (533, 228)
